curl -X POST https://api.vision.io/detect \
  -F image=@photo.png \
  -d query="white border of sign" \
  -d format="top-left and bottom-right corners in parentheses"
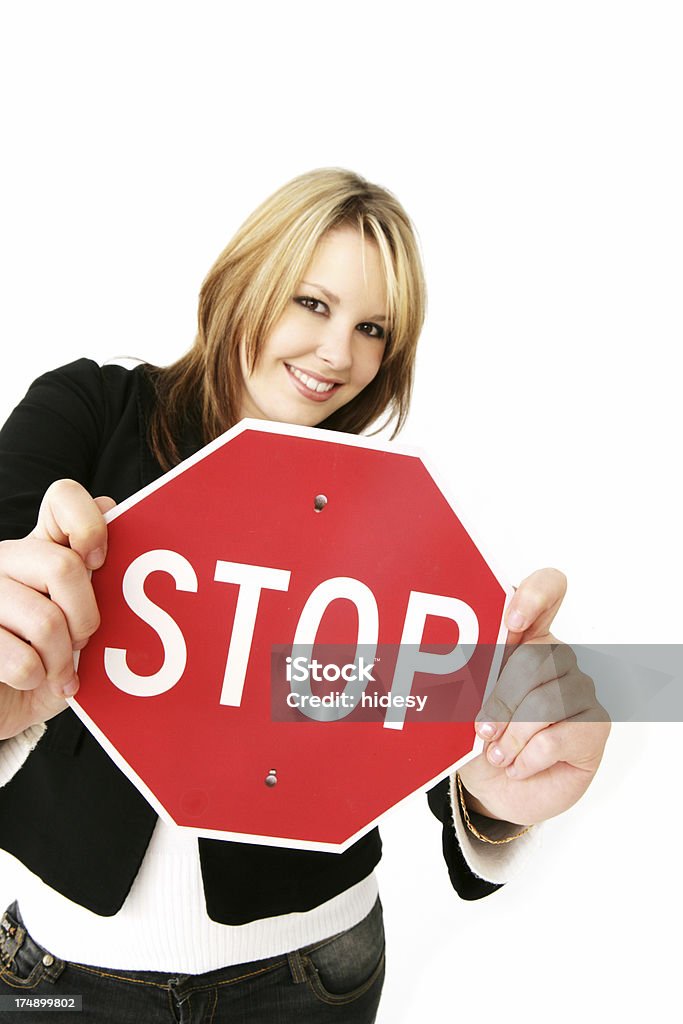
top-left (70, 419), bottom-right (514, 853)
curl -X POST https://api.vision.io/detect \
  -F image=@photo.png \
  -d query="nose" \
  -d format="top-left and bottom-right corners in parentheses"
top-left (315, 322), bottom-right (354, 373)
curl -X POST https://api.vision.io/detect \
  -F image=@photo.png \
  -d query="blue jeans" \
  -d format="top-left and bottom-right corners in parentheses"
top-left (0, 900), bottom-right (385, 1023)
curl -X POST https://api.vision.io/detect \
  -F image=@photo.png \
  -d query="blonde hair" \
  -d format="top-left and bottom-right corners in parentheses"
top-left (147, 168), bottom-right (426, 469)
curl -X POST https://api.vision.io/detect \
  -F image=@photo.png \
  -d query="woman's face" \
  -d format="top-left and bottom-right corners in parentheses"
top-left (238, 225), bottom-right (388, 427)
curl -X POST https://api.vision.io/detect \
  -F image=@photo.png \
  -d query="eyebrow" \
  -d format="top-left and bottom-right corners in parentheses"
top-left (301, 281), bottom-right (387, 322)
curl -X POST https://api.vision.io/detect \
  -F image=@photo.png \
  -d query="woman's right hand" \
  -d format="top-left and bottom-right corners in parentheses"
top-left (0, 480), bottom-right (115, 739)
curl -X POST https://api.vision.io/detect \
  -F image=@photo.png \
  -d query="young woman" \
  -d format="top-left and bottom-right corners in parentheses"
top-left (0, 168), bottom-right (609, 1022)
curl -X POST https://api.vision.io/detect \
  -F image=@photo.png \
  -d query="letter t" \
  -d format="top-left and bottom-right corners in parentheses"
top-left (214, 561), bottom-right (291, 707)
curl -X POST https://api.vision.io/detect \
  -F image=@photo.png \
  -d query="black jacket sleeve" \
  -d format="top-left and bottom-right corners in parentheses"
top-left (0, 359), bottom-right (107, 540)
top-left (427, 778), bottom-right (504, 900)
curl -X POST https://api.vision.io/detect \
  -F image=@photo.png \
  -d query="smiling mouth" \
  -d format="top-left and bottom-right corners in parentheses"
top-left (285, 364), bottom-right (342, 400)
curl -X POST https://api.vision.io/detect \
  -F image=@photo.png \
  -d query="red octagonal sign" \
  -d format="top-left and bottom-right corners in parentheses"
top-left (72, 421), bottom-right (512, 851)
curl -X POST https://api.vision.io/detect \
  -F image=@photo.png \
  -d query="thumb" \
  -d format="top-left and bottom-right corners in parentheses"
top-left (94, 496), bottom-right (117, 516)
top-left (32, 479), bottom-right (115, 571)
top-left (504, 568), bottom-right (567, 645)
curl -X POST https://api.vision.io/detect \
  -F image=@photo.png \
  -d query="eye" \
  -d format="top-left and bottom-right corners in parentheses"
top-left (295, 296), bottom-right (328, 315)
top-left (356, 322), bottom-right (386, 341)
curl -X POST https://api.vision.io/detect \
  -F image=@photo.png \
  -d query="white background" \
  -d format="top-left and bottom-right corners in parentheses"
top-left (0, 2), bottom-right (680, 1019)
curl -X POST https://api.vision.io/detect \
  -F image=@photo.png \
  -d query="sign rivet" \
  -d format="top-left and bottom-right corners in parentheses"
top-left (265, 769), bottom-right (278, 787)
top-left (314, 494), bottom-right (327, 512)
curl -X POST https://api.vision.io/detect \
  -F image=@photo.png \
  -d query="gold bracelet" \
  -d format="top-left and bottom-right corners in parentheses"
top-left (455, 772), bottom-right (533, 845)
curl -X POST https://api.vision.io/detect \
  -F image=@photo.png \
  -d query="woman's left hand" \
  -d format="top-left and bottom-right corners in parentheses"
top-left (457, 568), bottom-right (611, 827)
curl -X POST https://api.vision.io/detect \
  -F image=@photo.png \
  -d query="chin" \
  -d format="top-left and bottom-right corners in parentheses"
top-left (281, 399), bottom-right (343, 428)
top-left (292, 410), bottom-right (333, 428)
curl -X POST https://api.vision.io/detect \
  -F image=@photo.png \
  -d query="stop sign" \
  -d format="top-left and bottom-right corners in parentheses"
top-left (72, 420), bottom-right (512, 851)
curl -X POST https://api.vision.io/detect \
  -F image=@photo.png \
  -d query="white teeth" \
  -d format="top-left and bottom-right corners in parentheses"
top-left (288, 366), bottom-right (335, 393)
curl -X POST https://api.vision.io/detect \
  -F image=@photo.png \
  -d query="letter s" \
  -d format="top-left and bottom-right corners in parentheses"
top-left (104, 550), bottom-right (198, 697)
top-left (292, 656), bottom-right (309, 682)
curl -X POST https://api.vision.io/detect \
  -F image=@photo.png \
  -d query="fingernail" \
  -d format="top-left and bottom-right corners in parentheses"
top-left (488, 745), bottom-right (505, 766)
top-left (63, 676), bottom-right (79, 697)
top-left (506, 609), bottom-right (527, 631)
top-left (506, 764), bottom-right (518, 778)
top-left (477, 722), bottom-right (496, 739)
top-left (86, 547), bottom-right (105, 570)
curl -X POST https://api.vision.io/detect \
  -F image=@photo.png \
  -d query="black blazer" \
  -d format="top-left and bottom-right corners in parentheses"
top-left (0, 360), bottom-right (500, 923)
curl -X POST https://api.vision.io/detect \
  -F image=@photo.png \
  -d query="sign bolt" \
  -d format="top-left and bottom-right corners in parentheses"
top-left (265, 769), bottom-right (278, 787)
top-left (314, 494), bottom-right (328, 512)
